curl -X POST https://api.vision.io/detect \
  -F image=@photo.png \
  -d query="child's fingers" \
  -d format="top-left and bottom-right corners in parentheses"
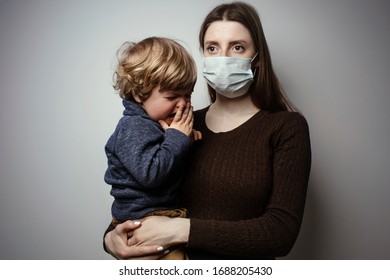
top-left (173, 105), bottom-right (185, 122)
top-left (158, 120), bottom-right (169, 130)
top-left (181, 103), bottom-right (190, 120)
top-left (174, 103), bottom-right (191, 124)
top-left (187, 106), bottom-right (194, 126)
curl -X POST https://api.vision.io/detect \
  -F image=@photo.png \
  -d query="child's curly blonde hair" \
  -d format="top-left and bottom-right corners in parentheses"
top-left (113, 37), bottom-right (197, 101)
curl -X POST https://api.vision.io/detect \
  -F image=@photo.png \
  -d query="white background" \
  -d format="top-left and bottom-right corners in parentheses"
top-left (0, 0), bottom-right (389, 259)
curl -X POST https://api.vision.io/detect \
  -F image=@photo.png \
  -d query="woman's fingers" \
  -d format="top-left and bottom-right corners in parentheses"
top-left (116, 244), bottom-right (168, 260)
top-left (121, 247), bottom-right (170, 260)
top-left (191, 129), bottom-right (202, 141)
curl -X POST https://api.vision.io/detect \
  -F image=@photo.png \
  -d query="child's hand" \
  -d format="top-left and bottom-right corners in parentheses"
top-left (160, 103), bottom-right (194, 137)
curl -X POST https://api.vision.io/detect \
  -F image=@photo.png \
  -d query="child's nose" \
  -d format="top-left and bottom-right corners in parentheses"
top-left (177, 97), bottom-right (188, 107)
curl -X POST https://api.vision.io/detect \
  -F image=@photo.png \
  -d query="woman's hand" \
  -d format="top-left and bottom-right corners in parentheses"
top-left (104, 220), bottom-right (167, 260)
top-left (128, 216), bottom-right (190, 249)
top-left (190, 129), bottom-right (202, 142)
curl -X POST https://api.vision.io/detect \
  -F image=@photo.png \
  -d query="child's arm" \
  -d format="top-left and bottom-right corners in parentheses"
top-left (109, 106), bottom-right (193, 188)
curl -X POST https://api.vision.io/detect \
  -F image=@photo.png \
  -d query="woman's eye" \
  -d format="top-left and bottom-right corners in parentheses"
top-left (206, 45), bottom-right (217, 53)
top-left (233, 45), bottom-right (245, 52)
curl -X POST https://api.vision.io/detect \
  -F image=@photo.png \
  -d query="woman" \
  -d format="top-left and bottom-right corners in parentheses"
top-left (104, 1), bottom-right (311, 260)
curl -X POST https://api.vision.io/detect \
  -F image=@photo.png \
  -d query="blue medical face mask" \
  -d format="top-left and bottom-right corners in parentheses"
top-left (202, 54), bottom-right (257, 98)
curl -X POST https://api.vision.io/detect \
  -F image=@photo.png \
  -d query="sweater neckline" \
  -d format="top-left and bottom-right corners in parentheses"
top-left (199, 106), bottom-right (267, 136)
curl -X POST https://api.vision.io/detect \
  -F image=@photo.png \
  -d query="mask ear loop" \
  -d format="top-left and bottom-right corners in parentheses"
top-left (251, 52), bottom-right (259, 76)
top-left (250, 52), bottom-right (258, 63)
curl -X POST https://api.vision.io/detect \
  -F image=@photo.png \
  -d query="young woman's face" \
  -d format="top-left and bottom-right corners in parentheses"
top-left (203, 20), bottom-right (256, 58)
top-left (140, 86), bottom-right (191, 125)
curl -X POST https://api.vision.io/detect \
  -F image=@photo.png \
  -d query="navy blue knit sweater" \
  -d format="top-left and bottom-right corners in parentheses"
top-left (104, 100), bottom-right (192, 220)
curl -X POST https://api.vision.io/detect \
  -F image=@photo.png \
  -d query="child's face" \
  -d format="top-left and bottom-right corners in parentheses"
top-left (142, 85), bottom-right (191, 125)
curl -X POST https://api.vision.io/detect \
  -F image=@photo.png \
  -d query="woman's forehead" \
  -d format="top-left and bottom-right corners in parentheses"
top-left (205, 20), bottom-right (252, 41)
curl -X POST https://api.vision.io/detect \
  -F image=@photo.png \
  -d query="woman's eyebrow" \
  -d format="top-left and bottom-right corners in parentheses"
top-left (204, 40), bottom-right (248, 46)
top-left (229, 40), bottom-right (248, 45)
top-left (204, 40), bottom-right (219, 46)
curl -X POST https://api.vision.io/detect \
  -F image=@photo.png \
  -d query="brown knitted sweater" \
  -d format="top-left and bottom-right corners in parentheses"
top-left (103, 107), bottom-right (311, 259)
top-left (180, 107), bottom-right (311, 259)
